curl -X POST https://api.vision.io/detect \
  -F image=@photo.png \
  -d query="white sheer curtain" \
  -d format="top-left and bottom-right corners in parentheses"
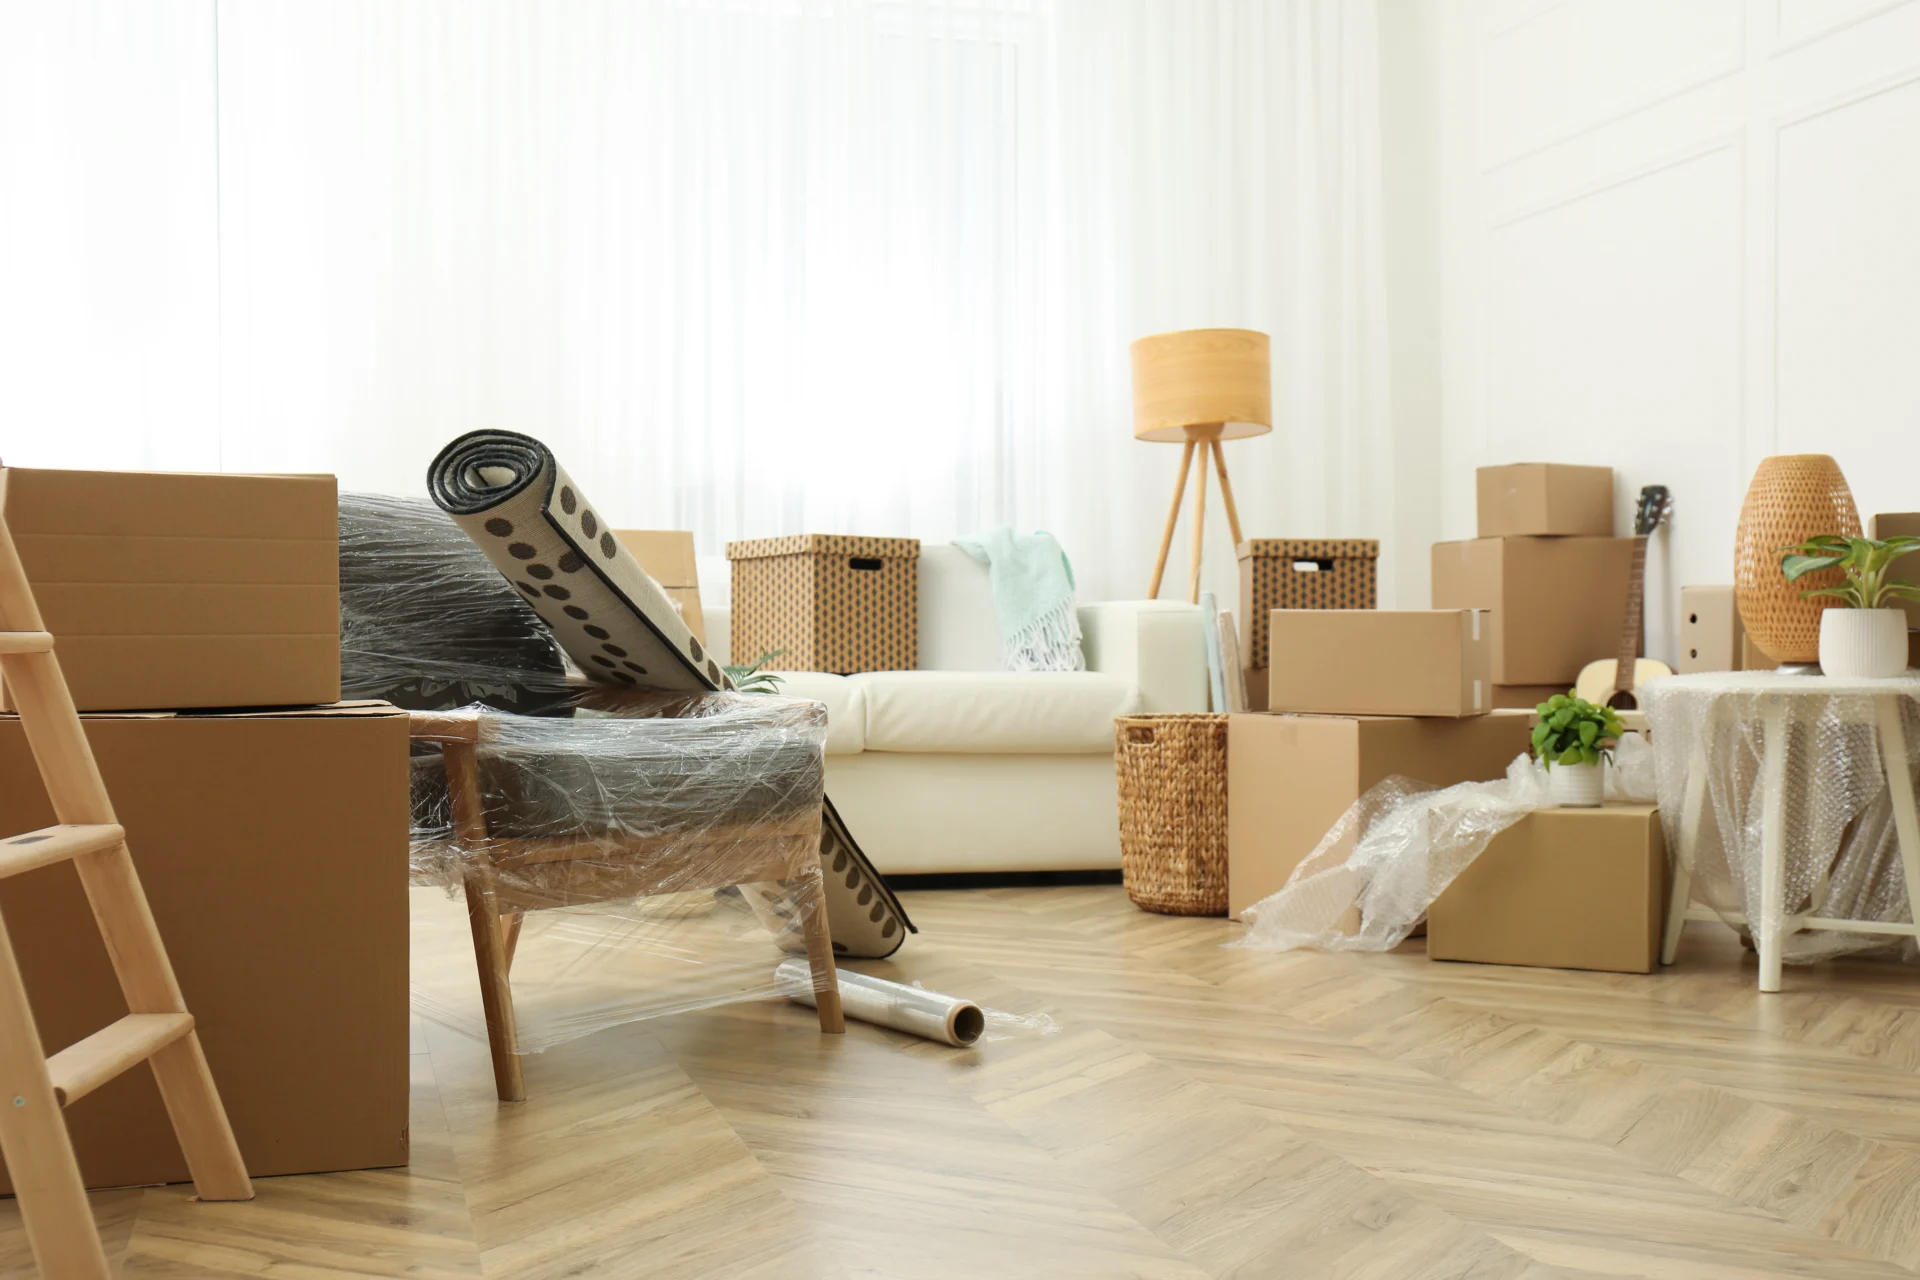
top-left (0, 0), bottom-right (1393, 603)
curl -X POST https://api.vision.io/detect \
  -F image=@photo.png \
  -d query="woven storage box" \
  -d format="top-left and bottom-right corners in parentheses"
top-left (1115, 714), bottom-right (1229, 916)
top-left (727, 534), bottom-right (919, 674)
top-left (1238, 538), bottom-right (1378, 669)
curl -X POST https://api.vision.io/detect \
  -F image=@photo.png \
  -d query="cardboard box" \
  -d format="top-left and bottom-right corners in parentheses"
top-left (1431, 537), bottom-right (1634, 685)
top-left (615, 529), bottom-right (705, 644)
top-left (1226, 711), bottom-right (1534, 916)
top-left (1870, 513), bottom-right (1920, 631)
top-left (1238, 539), bottom-right (1377, 669)
top-left (1245, 667), bottom-right (1269, 712)
top-left (1678, 584), bottom-right (1744, 673)
top-left (1476, 464), bottom-right (1614, 538)
top-left (1491, 684), bottom-right (1567, 711)
top-left (0, 468), bottom-right (339, 712)
top-left (1265, 610), bottom-right (1490, 718)
top-left (0, 703), bottom-right (410, 1192)
top-left (1428, 804), bottom-right (1667, 974)
top-left (1741, 632), bottom-right (1780, 673)
top-left (727, 534), bottom-right (919, 673)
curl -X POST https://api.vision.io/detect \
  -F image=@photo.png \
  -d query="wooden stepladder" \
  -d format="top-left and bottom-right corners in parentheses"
top-left (0, 503), bottom-right (252, 1278)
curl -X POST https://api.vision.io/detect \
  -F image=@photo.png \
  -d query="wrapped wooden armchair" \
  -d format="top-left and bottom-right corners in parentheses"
top-left (409, 699), bottom-right (844, 1102)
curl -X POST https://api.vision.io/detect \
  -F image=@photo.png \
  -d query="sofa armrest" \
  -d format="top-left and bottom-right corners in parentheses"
top-left (1078, 601), bottom-right (1209, 715)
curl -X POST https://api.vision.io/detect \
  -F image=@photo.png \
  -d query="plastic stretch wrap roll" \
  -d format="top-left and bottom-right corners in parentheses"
top-left (775, 959), bottom-right (985, 1047)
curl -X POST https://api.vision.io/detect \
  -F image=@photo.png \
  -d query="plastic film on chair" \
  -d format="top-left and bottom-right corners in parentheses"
top-left (408, 691), bottom-right (837, 1052)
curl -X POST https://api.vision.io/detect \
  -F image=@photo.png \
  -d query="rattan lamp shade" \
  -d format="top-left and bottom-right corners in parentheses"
top-left (1734, 454), bottom-right (1862, 664)
top-left (1130, 329), bottom-right (1272, 443)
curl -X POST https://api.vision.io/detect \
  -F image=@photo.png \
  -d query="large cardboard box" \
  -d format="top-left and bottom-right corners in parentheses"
top-left (1476, 464), bottom-right (1613, 538)
top-left (727, 535), bottom-right (919, 673)
top-left (0, 704), bottom-right (410, 1192)
top-left (1431, 536), bottom-right (1634, 685)
top-left (1226, 711), bottom-right (1534, 916)
top-left (1265, 610), bottom-right (1490, 718)
top-left (1491, 684), bottom-right (1566, 711)
top-left (1238, 539), bottom-right (1377, 669)
top-left (1870, 513), bottom-right (1920, 631)
top-left (616, 529), bottom-right (706, 644)
top-left (1428, 804), bottom-right (1667, 974)
top-left (0, 468), bottom-right (340, 712)
top-left (1678, 584), bottom-right (1744, 673)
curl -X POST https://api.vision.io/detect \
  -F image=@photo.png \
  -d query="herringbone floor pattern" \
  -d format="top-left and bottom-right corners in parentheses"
top-left (8, 885), bottom-right (1920, 1277)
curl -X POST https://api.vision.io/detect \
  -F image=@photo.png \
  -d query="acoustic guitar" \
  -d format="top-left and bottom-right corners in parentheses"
top-left (1574, 484), bottom-right (1673, 710)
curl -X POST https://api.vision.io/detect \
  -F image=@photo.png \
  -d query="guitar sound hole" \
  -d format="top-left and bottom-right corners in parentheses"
top-left (1606, 689), bottom-right (1639, 712)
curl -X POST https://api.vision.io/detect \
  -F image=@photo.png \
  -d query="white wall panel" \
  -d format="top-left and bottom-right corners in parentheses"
top-left (1438, 0), bottom-right (1920, 668)
top-left (1479, 0), bottom-right (1742, 168)
top-left (1775, 72), bottom-right (1920, 523)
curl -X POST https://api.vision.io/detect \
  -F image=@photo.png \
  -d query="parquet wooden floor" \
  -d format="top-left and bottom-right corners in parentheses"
top-left (8, 885), bottom-right (1920, 1278)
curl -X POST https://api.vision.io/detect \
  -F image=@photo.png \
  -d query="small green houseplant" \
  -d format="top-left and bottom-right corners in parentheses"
top-left (723, 650), bottom-right (786, 694)
top-left (1530, 692), bottom-right (1624, 807)
top-left (1780, 536), bottom-right (1920, 677)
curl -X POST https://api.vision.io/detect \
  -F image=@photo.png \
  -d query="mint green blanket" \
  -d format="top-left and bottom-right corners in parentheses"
top-left (952, 528), bottom-right (1085, 672)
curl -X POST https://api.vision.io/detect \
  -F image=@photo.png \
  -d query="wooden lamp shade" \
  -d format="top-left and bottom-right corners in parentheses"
top-left (1131, 328), bottom-right (1273, 603)
top-left (1734, 454), bottom-right (1861, 664)
top-left (1130, 329), bottom-right (1272, 443)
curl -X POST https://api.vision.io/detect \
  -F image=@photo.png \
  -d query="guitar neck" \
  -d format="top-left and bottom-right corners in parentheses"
top-left (1613, 535), bottom-right (1648, 695)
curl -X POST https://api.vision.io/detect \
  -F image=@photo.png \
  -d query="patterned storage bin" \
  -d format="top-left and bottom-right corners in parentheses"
top-left (1115, 714), bottom-right (1229, 916)
top-left (727, 535), bottom-right (920, 674)
top-left (1237, 538), bottom-right (1378, 669)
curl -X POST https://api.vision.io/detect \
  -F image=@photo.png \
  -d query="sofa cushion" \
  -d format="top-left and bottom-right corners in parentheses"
top-left (769, 672), bottom-right (867, 755)
top-left (856, 671), bottom-right (1140, 754)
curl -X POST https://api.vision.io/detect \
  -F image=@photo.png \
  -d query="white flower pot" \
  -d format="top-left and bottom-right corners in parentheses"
top-left (1818, 608), bottom-right (1909, 678)
top-left (1548, 760), bottom-right (1604, 808)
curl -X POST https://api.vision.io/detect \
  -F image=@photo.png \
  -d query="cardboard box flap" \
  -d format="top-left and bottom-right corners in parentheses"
top-left (2, 469), bottom-right (337, 542)
top-left (727, 534), bottom-right (921, 561)
top-left (8, 701), bottom-right (408, 724)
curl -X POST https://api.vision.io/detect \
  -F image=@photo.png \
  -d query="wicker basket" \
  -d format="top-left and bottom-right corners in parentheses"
top-left (1114, 714), bottom-right (1229, 916)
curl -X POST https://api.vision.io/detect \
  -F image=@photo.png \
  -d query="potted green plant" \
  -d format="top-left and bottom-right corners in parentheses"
top-left (1780, 535), bottom-right (1920, 678)
top-left (1530, 692), bottom-right (1625, 807)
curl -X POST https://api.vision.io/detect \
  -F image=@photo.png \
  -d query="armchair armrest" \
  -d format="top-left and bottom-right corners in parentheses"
top-left (1078, 601), bottom-right (1209, 715)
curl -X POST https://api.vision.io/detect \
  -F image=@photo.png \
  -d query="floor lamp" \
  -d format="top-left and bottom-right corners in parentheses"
top-left (1132, 328), bottom-right (1272, 603)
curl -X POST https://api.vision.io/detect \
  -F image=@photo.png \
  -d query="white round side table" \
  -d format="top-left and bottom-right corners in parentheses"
top-left (1645, 671), bottom-right (1920, 992)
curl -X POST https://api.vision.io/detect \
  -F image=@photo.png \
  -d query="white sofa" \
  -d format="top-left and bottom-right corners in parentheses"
top-left (701, 546), bottom-right (1209, 874)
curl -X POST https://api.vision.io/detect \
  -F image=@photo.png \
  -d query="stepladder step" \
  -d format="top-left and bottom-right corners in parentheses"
top-left (0, 823), bottom-right (123, 880)
top-left (46, 1013), bottom-right (195, 1107)
top-left (0, 630), bottom-right (53, 655)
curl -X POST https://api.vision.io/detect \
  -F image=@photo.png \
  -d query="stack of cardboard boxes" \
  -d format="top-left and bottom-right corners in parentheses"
top-left (0, 469), bottom-right (409, 1194)
top-left (1226, 462), bottom-right (1668, 973)
top-left (1433, 463), bottom-right (1636, 707)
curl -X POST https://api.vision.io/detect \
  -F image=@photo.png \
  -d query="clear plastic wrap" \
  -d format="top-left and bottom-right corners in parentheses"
top-left (340, 492), bottom-right (576, 715)
top-left (1234, 734), bottom-right (1656, 952)
top-left (1644, 672), bottom-right (1920, 963)
top-left (409, 691), bottom-right (841, 1052)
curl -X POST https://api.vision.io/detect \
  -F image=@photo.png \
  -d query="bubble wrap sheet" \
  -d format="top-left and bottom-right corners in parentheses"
top-left (410, 693), bottom-right (839, 1052)
top-left (1235, 737), bottom-right (1656, 953)
top-left (1644, 672), bottom-right (1920, 963)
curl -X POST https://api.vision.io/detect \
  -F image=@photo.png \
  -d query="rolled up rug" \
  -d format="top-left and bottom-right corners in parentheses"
top-left (427, 428), bottom-right (914, 958)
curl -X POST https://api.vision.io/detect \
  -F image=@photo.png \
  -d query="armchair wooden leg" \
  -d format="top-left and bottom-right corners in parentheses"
top-left (798, 894), bottom-right (845, 1035)
top-left (463, 874), bottom-right (526, 1101)
top-left (445, 739), bottom-right (526, 1101)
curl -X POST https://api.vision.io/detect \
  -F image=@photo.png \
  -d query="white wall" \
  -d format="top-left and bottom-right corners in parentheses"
top-left (1434, 0), bottom-right (1920, 665)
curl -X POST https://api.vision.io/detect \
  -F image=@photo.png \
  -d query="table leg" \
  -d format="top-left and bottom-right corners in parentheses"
top-left (1875, 696), bottom-right (1920, 941)
top-left (1757, 697), bottom-right (1789, 993)
top-left (1662, 729), bottom-right (1711, 966)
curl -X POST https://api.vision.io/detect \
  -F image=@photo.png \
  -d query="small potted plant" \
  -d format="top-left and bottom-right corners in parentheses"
top-left (1780, 535), bottom-right (1920, 678)
top-left (1531, 692), bottom-right (1625, 807)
